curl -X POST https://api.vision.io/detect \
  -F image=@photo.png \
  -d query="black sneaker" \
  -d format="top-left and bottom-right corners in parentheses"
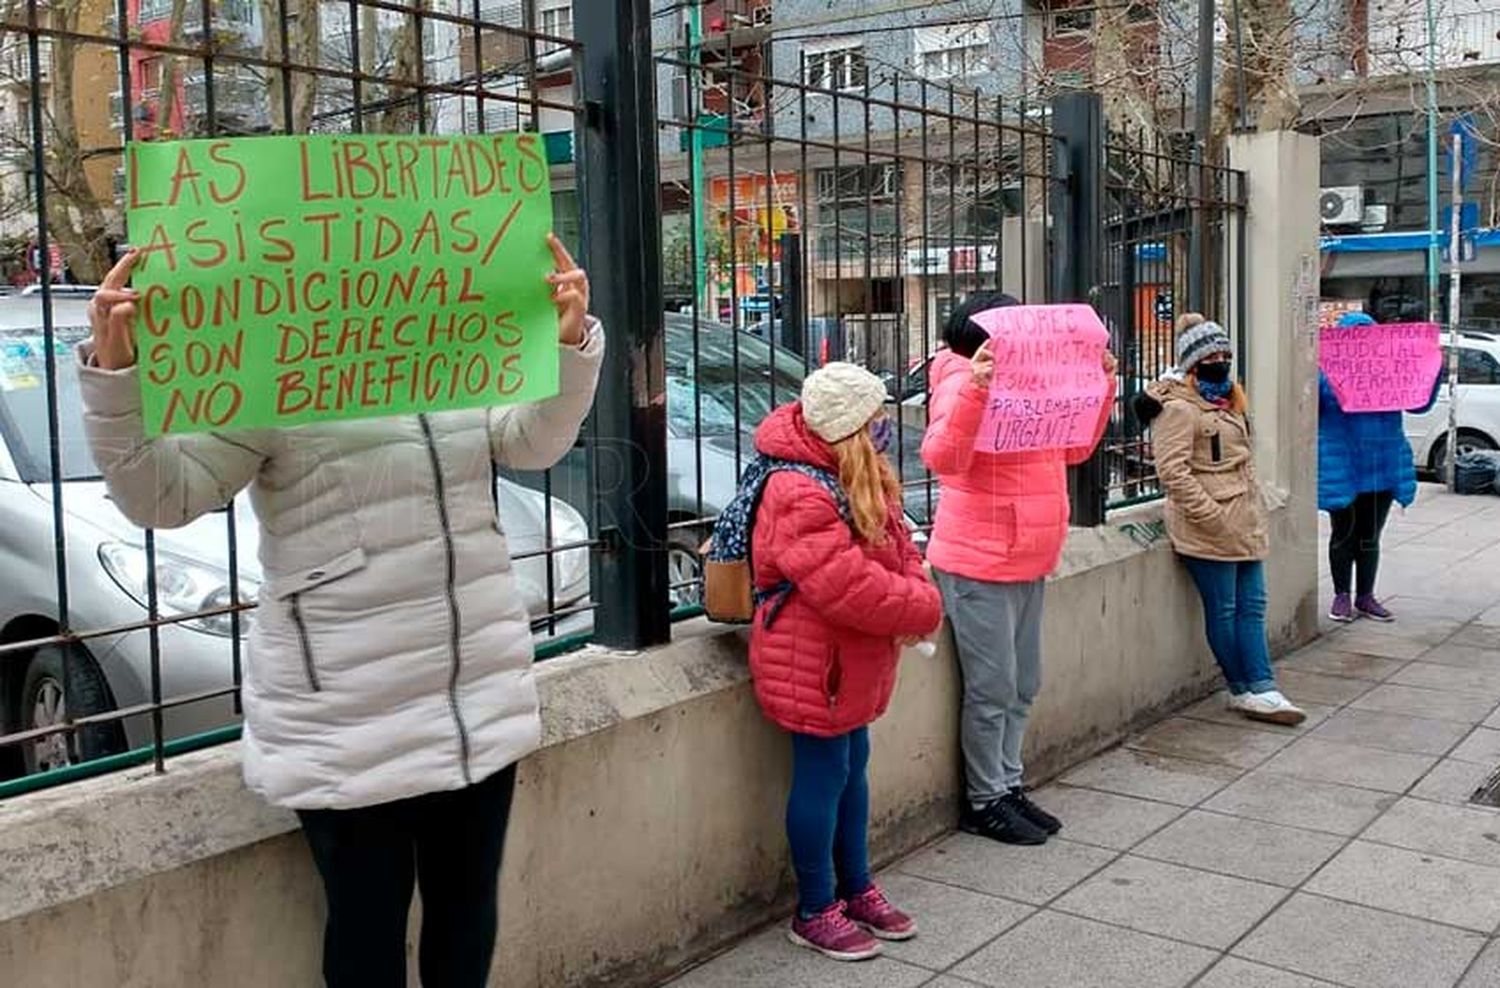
top-left (1006, 788), bottom-right (1062, 835)
top-left (960, 797), bottom-right (1049, 846)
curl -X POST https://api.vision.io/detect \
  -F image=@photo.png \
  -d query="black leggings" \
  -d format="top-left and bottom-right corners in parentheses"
top-left (297, 765), bottom-right (517, 988)
top-left (1328, 491), bottom-right (1395, 596)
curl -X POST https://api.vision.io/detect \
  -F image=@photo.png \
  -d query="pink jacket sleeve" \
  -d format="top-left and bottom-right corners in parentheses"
top-left (760, 474), bottom-right (943, 638)
top-left (921, 374), bottom-right (987, 477)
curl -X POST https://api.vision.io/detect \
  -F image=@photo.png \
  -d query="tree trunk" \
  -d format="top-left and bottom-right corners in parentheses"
top-left (44, 0), bottom-right (110, 281)
top-left (379, 0), bottom-right (426, 134)
top-left (154, 0), bottom-right (192, 137)
top-left (1214, 0), bottom-right (1299, 142)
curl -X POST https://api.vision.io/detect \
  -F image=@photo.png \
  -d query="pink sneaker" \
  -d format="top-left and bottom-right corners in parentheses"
top-left (845, 884), bottom-right (918, 941)
top-left (787, 903), bottom-right (882, 961)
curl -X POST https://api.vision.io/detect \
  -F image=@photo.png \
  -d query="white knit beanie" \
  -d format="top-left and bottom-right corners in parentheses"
top-left (800, 362), bottom-right (889, 443)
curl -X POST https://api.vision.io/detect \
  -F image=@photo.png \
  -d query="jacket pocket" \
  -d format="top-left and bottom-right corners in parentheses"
top-left (264, 546), bottom-right (368, 693)
top-left (1197, 471), bottom-right (1249, 503)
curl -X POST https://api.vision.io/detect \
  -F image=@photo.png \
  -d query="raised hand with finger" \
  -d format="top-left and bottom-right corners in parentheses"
top-left (544, 233), bottom-right (590, 347)
top-left (88, 251), bottom-right (142, 371)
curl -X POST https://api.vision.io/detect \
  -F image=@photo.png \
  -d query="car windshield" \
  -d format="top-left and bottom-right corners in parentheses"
top-left (663, 318), bottom-right (807, 437)
top-left (0, 323), bottom-right (97, 483)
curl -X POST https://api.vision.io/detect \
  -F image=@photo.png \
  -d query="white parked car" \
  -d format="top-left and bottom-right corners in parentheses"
top-left (0, 290), bottom-right (590, 777)
top-left (1405, 332), bottom-right (1500, 473)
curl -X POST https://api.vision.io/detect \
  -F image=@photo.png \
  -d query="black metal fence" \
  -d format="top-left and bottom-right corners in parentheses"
top-left (0, 0), bottom-right (1246, 799)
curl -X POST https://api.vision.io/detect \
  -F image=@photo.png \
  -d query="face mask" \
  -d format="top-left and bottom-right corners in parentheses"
top-left (1197, 377), bottom-right (1234, 403)
top-left (869, 416), bottom-right (894, 454)
top-left (1196, 360), bottom-right (1232, 384)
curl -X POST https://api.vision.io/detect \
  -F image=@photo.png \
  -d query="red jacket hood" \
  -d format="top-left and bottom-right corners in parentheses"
top-left (928, 348), bottom-right (970, 392)
top-left (754, 401), bottom-right (840, 472)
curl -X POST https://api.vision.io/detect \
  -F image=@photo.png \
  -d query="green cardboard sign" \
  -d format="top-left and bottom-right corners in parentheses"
top-left (125, 134), bottom-right (560, 436)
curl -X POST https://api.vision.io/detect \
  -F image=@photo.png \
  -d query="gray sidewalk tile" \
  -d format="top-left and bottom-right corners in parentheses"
top-left (1203, 771), bottom-right (1396, 836)
top-left (1058, 749), bottom-right (1242, 807)
top-left (1195, 958), bottom-right (1344, 988)
top-left (1027, 786), bottom-right (1184, 851)
top-left (1309, 708), bottom-right (1471, 756)
top-left (1450, 626), bottom-right (1500, 651)
top-left (1450, 725), bottom-right (1500, 764)
top-left (1272, 669), bottom-right (1379, 706)
top-left (1133, 810), bottom-right (1346, 887)
top-left (1330, 611), bottom-right (1467, 647)
top-left (1363, 798), bottom-right (1500, 868)
top-left (1051, 855), bottom-right (1285, 949)
top-left (1317, 628), bottom-right (1432, 661)
top-left (1124, 717), bottom-right (1295, 771)
top-left (872, 873), bottom-right (1033, 972)
top-left (1234, 893), bottom-right (1486, 988)
top-left (1304, 840), bottom-right (1500, 932)
top-left (1411, 757), bottom-right (1499, 806)
top-left (1419, 642), bottom-right (1500, 670)
top-left (1458, 940), bottom-right (1500, 987)
top-left (1259, 737), bottom-right (1438, 793)
top-left (1308, 704), bottom-right (1470, 758)
top-left (918, 979), bottom-right (984, 988)
top-left (951, 910), bottom-right (1216, 988)
top-left (1390, 662), bottom-right (1500, 699)
top-left (666, 926), bottom-right (933, 988)
top-left (1178, 692), bottom-right (1334, 735)
top-left (1279, 647), bottom-right (1407, 683)
top-left (895, 833), bottom-right (1115, 906)
top-left (1351, 683), bottom-right (1499, 724)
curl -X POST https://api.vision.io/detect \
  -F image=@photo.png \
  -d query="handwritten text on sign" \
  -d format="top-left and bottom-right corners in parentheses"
top-left (1319, 321), bottom-right (1442, 413)
top-left (126, 134), bottom-right (559, 436)
top-left (973, 304), bottom-right (1111, 453)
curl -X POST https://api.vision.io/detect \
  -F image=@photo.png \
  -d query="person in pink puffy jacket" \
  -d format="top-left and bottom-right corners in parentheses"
top-left (922, 292), bottom-right (1115, 846)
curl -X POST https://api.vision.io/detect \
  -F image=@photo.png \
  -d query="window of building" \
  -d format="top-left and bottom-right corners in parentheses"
top-left (1048, 8), bottom-right (1094, 36)
top-left (803, 43), bottom-right (868, 91)
top-left (914, 23), bottom-right (991, 79)
top-left (539, 2), bottom-right (572, 48)
top-left (1126, 1), bottom-right (1157, 23)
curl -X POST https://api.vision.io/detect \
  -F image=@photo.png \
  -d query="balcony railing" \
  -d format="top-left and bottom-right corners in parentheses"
top-left (1367, 6), bottom-right (1500, 73)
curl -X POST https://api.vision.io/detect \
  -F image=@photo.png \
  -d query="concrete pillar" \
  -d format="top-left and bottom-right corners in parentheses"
top-left (1227, 130), bottom-right (1322, 646)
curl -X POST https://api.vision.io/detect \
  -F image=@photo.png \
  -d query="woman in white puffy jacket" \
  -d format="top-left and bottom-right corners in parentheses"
top-left (79, 235), bottom-right (601, 988)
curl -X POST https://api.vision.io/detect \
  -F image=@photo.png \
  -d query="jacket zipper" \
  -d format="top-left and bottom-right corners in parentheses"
top-left (287, 592), bottom-right (321, 692)
top-left (418, 413), bottom-right (473, 785)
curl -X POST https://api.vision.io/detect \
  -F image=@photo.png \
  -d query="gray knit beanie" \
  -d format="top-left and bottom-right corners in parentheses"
top-left (1175, 320), bottom-right (1232, 373)
top-left (801, 362), bottom-right (888, 443)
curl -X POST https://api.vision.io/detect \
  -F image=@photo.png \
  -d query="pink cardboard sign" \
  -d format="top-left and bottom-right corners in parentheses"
top-left (1319, 321), bottom-right (1442, 412)
top-left (973, 303), bottom-right (1111, 453)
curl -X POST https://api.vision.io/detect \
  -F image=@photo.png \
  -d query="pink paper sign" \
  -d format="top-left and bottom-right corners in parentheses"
top-left (1319, 321), bottom-right (1443, 412)
top-left (973, 303), bottom-right (1111, 453)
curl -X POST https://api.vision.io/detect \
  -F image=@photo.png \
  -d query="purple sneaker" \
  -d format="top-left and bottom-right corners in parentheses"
top-left (1355, 595), bottom-right (1395, 622)
top-left (845, 884), bottom-right (917, 941)
top-left (788, 903), bottom-right (882, 961)
top-left (1329, 593), bottom-right (1355, 623)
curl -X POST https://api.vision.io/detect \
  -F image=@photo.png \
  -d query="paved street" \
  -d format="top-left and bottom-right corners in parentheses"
top-left (669, 486), bottom-right (1500, 988)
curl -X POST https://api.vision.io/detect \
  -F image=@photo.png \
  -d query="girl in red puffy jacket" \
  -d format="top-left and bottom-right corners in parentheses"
top-left (747, 362), bottom-right (944, 963)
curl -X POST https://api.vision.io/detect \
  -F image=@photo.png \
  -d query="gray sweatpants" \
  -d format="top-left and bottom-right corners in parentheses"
top-left (933, 568), bottom-right (1045, 808)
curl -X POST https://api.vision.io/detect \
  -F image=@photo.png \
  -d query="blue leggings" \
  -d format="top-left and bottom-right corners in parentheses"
top-left (787, 728), bottom-right (872, 917)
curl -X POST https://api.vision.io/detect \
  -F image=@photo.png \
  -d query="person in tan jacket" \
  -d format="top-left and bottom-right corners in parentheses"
top-left (1137, 316), bottom-right (1305, 726)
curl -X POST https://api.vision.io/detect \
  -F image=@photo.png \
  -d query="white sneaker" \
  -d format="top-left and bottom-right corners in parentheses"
top-left (1225, 692), bottom-right (1251, 712)
top-left (1238, 690), bottom-right (1306, 727)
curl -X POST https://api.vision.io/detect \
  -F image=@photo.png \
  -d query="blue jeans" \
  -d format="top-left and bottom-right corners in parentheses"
top-left (787, 728), bottom-right (872, 917)
top-left (1181, 557), bottom-right (1277, 695)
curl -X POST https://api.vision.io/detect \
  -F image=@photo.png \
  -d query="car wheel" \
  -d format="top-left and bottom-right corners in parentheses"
top-left (667, 539), bottom-right (704, 608)
top-left (16, 645), bottom-right (125, 775)
top-left (1429, 430), bottom-right (1499, 472)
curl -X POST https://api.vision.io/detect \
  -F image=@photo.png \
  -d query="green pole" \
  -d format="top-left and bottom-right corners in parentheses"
top-left (688, 2), bottom-right (707, 314)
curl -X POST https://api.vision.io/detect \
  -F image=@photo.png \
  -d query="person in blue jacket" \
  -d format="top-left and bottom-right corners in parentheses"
top-left (1318, 310), bottom-right (1440, 623)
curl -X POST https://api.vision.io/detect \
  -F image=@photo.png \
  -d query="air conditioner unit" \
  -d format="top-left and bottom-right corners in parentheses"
top-left (1320, 186), bottom-right (1364, 225)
